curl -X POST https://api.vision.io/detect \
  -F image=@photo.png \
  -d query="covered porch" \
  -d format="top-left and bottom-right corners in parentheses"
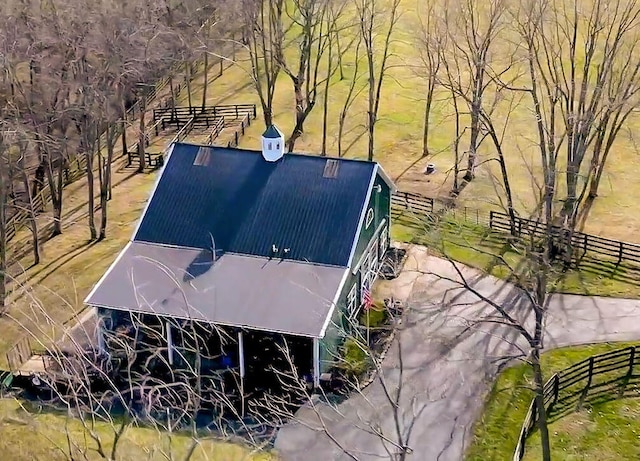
top-left (84, 241), bottom-right (346, 399)
top-left (98, 308), bottom-right (321, 400)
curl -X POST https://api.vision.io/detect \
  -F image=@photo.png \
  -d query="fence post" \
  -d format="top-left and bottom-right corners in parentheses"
top-left (618, 241), bottom-right (624, 264)
top-left (628, 347), bottom-right (636, 378)
top-left (583, 234), bottom-right (588, 258)
top-left (551, 374), bottom-right (560, 410)
top-left (489, 210), bottom-right (494, 229)
top-left (585, 356), bottom-right (595, 391)
top-left (235, 105), bottom-right (239, 119)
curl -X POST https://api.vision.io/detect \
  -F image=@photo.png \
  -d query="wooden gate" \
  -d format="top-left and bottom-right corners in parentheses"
top-left (6, 336), bottom-right (33, 372)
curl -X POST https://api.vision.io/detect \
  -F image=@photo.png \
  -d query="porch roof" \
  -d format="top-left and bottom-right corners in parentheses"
top-left (84, 241), bottom-right (347, 338)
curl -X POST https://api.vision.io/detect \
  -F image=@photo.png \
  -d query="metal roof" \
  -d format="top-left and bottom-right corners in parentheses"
top-left (85, 242), bottom-right (348, 338)
top-left (133, 144), bottom-right (377, 266)
top-left (262, 125), bottom-right (283, 139)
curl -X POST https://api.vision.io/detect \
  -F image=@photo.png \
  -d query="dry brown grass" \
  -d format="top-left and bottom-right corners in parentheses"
top-left (0, 133), bottom-right (176, 365)
top-left (181, 0), bottom-right (640, 243)
top-left (0, 398), bottom-right (272, 461)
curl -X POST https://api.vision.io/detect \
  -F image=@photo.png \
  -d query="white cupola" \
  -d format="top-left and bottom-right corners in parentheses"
top-left (261, 124), bottom-right (285, 162)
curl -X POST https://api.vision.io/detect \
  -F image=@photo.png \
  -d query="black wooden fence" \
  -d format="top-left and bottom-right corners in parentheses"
top-left (391, 191), bottom-right (434, 214)
top-left (490, 211), bottom-right (640, 265)
top-left (514, 345), bottom-right (640, 460)
top-left (390, 189), bottom-right (640, 267)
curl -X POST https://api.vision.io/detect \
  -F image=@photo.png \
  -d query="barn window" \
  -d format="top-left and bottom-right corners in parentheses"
top-left (379, 224), bottom-right (389, 259)
top-left (268, 142), bottom-right (273, 150)
top-left (346, 283), bottom-right (358, 320)
top-left (365, 208), bottom-right (374, 229)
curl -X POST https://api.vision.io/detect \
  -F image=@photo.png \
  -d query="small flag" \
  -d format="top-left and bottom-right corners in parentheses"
top-left (362, 279), bottom-right (373, 311)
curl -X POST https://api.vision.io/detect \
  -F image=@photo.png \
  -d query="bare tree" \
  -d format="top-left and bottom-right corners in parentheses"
top-left (320, 2), bottom-right (355, 156)
top-left (275, 0), bottom-right (344, 152)
top-left (415, 0), bottom-right (444, 158)
top-left (244, 0), bottom-right (284, 127)
top-left (337, 35), bottom-right (365, 158)
top-left (0, 129), bottom-right (8, 314)
top-left (355, 0), bottom-right (402, 161)
top-left (516, 0), bottom-right (640, 231)
top-left (440, 0), bottom-right (506, 184)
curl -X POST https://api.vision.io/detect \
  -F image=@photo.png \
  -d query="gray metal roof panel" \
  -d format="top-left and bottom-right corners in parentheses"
top-left (85, 242), bottom-right (347, 338)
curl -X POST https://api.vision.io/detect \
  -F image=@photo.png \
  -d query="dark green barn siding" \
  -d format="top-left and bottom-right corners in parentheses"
top-left (351, 174), bottom-right (391, 268)
top-left (318, 172), bottom-right (391, 372)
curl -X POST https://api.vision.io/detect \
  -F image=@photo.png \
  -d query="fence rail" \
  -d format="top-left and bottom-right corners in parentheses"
top-left (4, 54), bottom-right (232, 244)
top-left (153, 104), bottom-right (257, 124)
top-left (206, 117), bottom-right (225, 145)
top-left (226, 112), bottom-right (254, 148)
top-left (390, 189), bottom-right (640, 267)
top-left (391, 191), bottom-right (434, 214)
top-left (490, 211), bottom-right (640, 265)
top-left (513, 345), bottom-right (640, 460)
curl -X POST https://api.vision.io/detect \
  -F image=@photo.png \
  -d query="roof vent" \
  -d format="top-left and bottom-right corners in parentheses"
top-left (261, 125), bottom-right (285, 162)
top-left (323, 159), bottom-right (340, 178)
top-left (193, 146), bottom-right (212, 166)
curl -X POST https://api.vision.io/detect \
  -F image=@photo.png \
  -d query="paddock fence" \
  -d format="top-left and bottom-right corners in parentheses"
top-left (391, 190), bottom-right (640, 267)
top-left (4, 51), bottom-right (234, 244)
top-left (513, 345), bottom-right (640, 460)
top-left (490, 211), bottom-right (640, 265)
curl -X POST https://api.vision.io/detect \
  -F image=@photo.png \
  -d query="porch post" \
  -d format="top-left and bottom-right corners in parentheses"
top-left (313, 338), bottom-right (320, 388)
top-left (238, 331), bottom-right (246, 417)
top-left (96, 318), bottom-right (106, 355)
top-left (166, 320), bottom-right (174, 365)
top-left (238, 331), bottom-right (245, 378)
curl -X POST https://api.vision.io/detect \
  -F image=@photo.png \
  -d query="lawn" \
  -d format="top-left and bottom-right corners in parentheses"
top-left (0, 131), bottom-right (174, 366)
top-left (390, 210), bottom-right (640, 298)
top-left (465, 342), bottom-right (640, 461)
top-left (176, 0), bottom-right (640, 243)
top-left (0, 398), bottom-right (271, 461)
top-left (524, 398), bottom-right (640, 461)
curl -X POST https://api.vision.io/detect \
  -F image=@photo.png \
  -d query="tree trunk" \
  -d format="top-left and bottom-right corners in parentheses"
top-left (463, 108), bottom-right (481, 181)
top-left (201, 52), bottom-right (209, 111)
top-left (451, 89), bottom-right (460, 193)
top-left (0, 157), bottom-right (6, 315)
top-left (44, 154), bottom-right (63, 236)
top-left (562, 163), bottom-right (579, 224)
top-left (287, 83), bottom-right (308, 153)
top-left (367, 51), bottom-right (376, 162)
top-left (99, 126), bottom-right (114, 241)
top-left (486, 121), bottom-right (517, 235)
top-left (185, 61), bottom-right (193, 112)
top-left (121, 116), bottom-right (128, 168)
top-left (422, 75), bottom-right (436, 157)
top-left (21, 161), bottom-right (40, 265)
top-left (169, 76), bottom-right (177, 121)
top-left (138, 95), bottom-right (147, 173)
top-left (338, 40), bottom-right (361, 158)
top-left (531, 349), bottom-right (552, 461)
top-left (321, 40), bottom-right (333, 157)
top-left (86, 147), bottom-right (97, 241)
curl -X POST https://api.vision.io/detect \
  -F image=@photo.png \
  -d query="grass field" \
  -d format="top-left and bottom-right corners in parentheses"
top-left (465, 342), bottom-right (640, 461)
top-left (523, 398), bottom-right (640, 461)
top-left (0, 131), bottom-right (170, 366)
top-left (176, 0), bottom-right (640, 243)
top-left (0, 398), bottom-right (271, 461)
top-left (390, 210), bottom-right (640, 298)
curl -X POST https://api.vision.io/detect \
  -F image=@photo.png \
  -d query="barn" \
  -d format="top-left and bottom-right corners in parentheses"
top-left (84, 126), bottom-right (396, 392)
